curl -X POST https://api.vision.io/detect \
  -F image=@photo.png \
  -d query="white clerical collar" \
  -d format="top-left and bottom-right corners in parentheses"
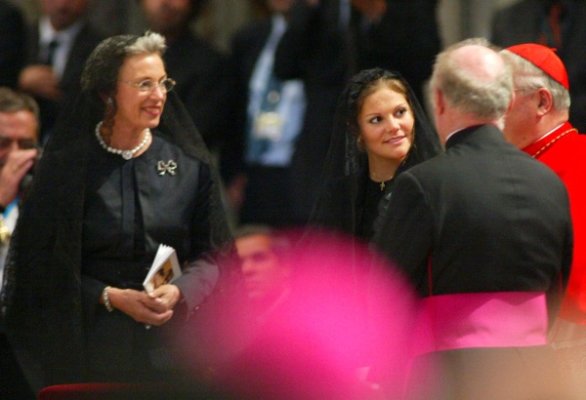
top-left (444, 127), bottom-right (467, 144)
top-left (535, 123), bottom-right (565, 143)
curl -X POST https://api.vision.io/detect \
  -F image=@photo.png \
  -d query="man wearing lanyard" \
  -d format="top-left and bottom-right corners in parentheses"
top-left (0, 87), bottom-right (39, 399)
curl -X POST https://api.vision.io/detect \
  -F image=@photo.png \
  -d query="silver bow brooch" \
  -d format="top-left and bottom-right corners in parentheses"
top-left (157, 160), bottom-right (177, 176)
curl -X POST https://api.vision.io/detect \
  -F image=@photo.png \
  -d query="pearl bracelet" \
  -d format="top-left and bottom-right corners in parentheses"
top-left (102, 286), bottom-right (114, 312)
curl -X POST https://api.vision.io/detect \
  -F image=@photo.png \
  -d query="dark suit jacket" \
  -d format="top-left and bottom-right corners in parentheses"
top-left (164, 32), bottom-right (230, 151)
top-left (221, 18), bottom-right (271, 184)
top-left (222, 18), bottom-right (306, 226)
top-left (374, 125), bottom-right (572, 309)
top-left (491, 0), bottom-right (586, 132)
top-left (25, 21), bottom-right (103, 143)
top-left (0, 0), bottom-right (26, 88)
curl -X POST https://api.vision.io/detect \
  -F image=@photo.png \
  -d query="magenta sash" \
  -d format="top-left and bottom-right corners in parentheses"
top-left (415, 291), bottom-right (548, 354)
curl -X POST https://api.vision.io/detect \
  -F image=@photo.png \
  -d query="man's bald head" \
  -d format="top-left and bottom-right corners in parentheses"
top-left (430, 38), bottom-right (513, 122)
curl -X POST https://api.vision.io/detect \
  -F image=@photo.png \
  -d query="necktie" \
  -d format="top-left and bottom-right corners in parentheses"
top-left (44, 39), bottom-right (59, 66)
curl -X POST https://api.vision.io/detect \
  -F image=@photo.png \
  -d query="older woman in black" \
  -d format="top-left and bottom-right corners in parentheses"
top-left (1, 32), bottom-right (230, 390)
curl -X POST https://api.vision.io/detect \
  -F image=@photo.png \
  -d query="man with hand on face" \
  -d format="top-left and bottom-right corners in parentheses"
top-left (0, 88), bottom-right (39, 273)
top-left (0, 87), bottom-right (40, 400)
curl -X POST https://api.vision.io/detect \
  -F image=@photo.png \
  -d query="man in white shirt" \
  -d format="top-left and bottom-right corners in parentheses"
top-left (18, 0), bottom-right (102, 144)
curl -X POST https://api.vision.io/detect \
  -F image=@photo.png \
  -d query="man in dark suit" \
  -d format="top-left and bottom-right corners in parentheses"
top-left (0, 0), bottom-right (26, 88)
top-left (18, 0), bottom-right (103, 144)
top-left (374, 38), bottom-right (573, 399)
top-left (491, 0), bottom-right (586, 132)
top-left (222, 0), bottom-right (308, 227)
top-left (139, 0), bottom-right (230, 152)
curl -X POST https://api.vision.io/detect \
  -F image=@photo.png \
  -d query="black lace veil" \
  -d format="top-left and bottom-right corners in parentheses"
top-left (309, 68), bottom-right (441, 239)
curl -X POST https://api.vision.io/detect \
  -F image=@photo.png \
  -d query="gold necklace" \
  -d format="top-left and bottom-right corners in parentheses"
top-left (373, 178), bottom-right (393, 192)
top-left (531, 128), bottom-right (576, 159)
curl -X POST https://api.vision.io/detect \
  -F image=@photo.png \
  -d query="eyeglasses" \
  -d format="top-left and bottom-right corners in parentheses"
top-left (0, 136), bottom-right (37, 150)
top-left (120, 77), bottom-right (176, 93)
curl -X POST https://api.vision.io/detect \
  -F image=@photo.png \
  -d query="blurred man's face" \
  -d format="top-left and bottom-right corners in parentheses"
top-left (237, 234), bottom-right (290, 301)
top-left (0, 111), bottom-right (38, 167)
top-left (267, 0), bottom-right (294, 14)
top-left (40, 0), bottom-right (88, 31)
top-left (502, 87), bottom-right (538, 149)
top-left (142, 0), bottom-right (193, 35)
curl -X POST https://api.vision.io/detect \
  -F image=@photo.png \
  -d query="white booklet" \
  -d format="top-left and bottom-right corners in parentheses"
top-left (143, 244), bottom-right (182, 293)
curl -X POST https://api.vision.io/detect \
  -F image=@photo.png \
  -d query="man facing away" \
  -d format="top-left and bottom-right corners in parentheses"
top-left (374, 38), bottom-right (573, 400)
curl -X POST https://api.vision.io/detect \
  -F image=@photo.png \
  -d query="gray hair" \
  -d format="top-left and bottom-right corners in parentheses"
top-left (501, 50), bottom-right (571, 111)
top-left (430, 38), bottom-right (513, 121)
top-left (81, 31), bottom-right (166, 97)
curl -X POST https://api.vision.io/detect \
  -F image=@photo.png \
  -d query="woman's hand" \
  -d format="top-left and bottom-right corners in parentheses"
top-left (149, 284), bottom-right (181, 311)
top-left (107, 287), bottom-right (175, 326)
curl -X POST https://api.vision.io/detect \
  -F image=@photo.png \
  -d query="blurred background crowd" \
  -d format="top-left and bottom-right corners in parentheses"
top-left (4, 0), bottom-right (586, 229)
top-left (2, 1), bottom-right (586, 399)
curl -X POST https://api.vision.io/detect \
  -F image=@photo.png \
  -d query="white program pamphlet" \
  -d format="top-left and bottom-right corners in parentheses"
top-left (143, 244), bottom-right (182, 293)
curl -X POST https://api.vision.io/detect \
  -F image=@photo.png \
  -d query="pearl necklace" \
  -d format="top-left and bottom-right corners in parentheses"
top-left (95, 121), bottom-right (151, 160)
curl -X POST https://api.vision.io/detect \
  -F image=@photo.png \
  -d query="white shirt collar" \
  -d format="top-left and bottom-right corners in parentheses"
top-left (39, 16), bottom-right (83, 46)
top-left (38, 17), bottom-right (84, 78)
top-left (444, 127), bottom-right (467, 144)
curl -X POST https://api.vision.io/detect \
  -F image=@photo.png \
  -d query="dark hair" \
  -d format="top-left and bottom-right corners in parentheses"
top-left (234, 225), bottom-right (292, 261)
top-left (0, 87), bottom-right (39, 120)
top-left (309, 68), bottom-right (441, 236)
top-left (343, 68), bottom-right (413, 141)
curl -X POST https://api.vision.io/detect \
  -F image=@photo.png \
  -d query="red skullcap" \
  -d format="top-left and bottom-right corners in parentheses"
top-left (506, 43), bottom-right (569, 90)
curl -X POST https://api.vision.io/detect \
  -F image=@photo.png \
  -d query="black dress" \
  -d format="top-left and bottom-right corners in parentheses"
top-left (81, 133), bottom-right (217, 380)
top-left (358, 178), bottom-right (394, 241)
top-left (1, 93), bottom-right (231, 390)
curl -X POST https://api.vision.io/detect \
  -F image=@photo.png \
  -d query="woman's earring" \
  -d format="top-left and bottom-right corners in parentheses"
top-left (356, 135), bottom-right (363, 150)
